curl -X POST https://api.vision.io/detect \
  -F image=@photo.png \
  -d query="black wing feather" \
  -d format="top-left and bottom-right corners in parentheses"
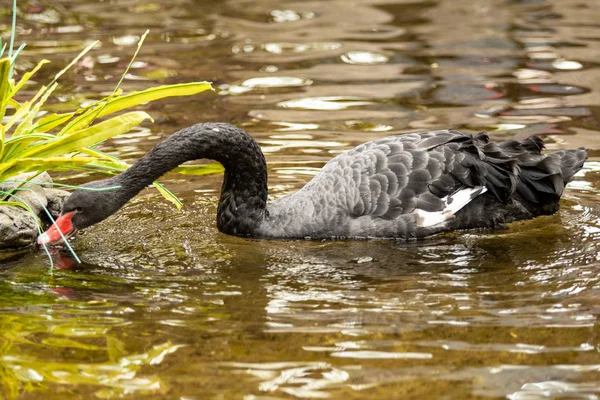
top-left (278, 129), bottom-right (588, 239)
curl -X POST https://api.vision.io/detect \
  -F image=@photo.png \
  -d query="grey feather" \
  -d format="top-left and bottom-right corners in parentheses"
top-left (261, 129), bottom-right (588, 239)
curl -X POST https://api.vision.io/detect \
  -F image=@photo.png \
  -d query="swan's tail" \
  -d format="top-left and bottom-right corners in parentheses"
top-left (509, 136), bottom-right (587, 213)
top-left (554, 147), bottom-right (588, 184)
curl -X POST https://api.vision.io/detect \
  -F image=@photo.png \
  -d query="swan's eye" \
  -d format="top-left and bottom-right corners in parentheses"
top-left (75, 207), bottom-right (83, 212)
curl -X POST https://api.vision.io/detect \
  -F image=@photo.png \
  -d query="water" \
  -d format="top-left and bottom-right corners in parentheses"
top-left (1, 0), bottom-right (600, 398)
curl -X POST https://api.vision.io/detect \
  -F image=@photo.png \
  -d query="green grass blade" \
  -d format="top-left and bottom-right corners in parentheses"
top-left (6, 187), bottom-right (82, 264)
top-left (0, 170), bottom-right (44, 201)
top-left (8, 0), bottom-right (16, 59)
top-left (0, 200), bottom-right (31, 211)
top-left (49, 40), bottom-right (99, 86)
top-left (111, 30), bottom-right (147, 98)
top-left (82, 31), bottom-right (150, 130)
top-left (9, 43), bottom-right (25, 74)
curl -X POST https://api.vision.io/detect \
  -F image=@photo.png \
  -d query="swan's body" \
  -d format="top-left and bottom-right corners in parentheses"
top-left (38, 123), bottom-right (587, 244)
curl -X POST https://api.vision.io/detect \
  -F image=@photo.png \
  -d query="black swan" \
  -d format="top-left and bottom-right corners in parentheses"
top-left (38, 122), bottom-right (587, 245)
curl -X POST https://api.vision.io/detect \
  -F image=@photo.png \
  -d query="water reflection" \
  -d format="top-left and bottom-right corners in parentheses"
top-left (1, 0), bottom-right (600, 398)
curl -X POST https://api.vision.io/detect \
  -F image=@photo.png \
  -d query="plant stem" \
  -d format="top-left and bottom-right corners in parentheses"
top-left (8, 0), bottom-right (16, 60)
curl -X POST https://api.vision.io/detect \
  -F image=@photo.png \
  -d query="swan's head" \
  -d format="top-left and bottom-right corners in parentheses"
top-left (38, 181), bottom-right (122, 245)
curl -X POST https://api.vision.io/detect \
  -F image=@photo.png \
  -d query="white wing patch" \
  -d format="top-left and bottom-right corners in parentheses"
top-left (416, 186), bottom-right (487, 228)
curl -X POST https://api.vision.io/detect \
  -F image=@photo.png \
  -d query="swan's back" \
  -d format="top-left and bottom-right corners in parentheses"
top-left (260, 130), bottom-right (587, 239)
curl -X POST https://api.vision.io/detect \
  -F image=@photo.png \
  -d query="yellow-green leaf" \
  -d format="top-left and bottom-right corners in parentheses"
top-left (3, 99), bottom-right (33, 133)
top-left (0, 156), bottom-right (92, 181)
top-left (172, 163), bottom-right (224, 175)
top-left (152, 181), bottom-right (183, 210)
top-left (78, 147), bottom-right (128, 168)
top-left (0, 124), bottom-right (4, 160)
top-left (32, 112), bottom-right (74, 133)
top-left (7, 98), bottom-right (20, 109)
top-left (0, 58), bottom-right (11, 122)
top-left (2, 133), bottom-right (55, 161)
top-left (10, 59), bottom-right (50, 98)
top-left (60, 81), bottom-right (212, 135)
top-left (12, 82), bottom-right (58, 138)
top-left (17, 111), bottom-right (152, 160)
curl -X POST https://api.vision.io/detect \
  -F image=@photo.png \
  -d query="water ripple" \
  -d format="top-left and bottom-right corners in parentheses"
top-left (1, 0), bottom-right (600, 398)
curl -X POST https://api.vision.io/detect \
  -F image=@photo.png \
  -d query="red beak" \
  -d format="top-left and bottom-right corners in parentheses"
top-left (38, 211), bottom-right (77, 245)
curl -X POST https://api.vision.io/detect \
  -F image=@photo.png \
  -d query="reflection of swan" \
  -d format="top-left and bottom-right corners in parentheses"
top-left (39, 123), bottom-right (587, 244)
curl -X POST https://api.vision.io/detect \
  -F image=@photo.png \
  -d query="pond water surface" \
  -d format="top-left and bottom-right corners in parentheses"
top-left (1, 0), bottom-right (600, 398)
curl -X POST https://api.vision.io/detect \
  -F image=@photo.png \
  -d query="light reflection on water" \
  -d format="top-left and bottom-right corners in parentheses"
top-left (1, 0), bottom-right (600, 398)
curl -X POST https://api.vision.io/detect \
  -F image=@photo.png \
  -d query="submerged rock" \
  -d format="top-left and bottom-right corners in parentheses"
top-left (0, 172), bottom-right (70, 249)
top-left (46, 188), bottom-right (71, 219)
top-left (0, 205), bottom-right (38, 249)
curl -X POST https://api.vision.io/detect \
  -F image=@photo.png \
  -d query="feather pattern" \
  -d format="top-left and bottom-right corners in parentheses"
top-left (261, 129), bottom-right (587, 239)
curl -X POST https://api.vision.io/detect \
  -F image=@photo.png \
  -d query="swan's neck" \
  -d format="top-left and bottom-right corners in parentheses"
top-left (116, 123), bottom-right (268, 235)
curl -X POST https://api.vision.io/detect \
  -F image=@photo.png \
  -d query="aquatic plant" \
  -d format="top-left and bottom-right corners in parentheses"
top-left (0, 0), bottom-right (218, 257)
top-left (0, 0), bottom-right (219, 219)
top-left (0, 38), bottom-right (213, 211)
